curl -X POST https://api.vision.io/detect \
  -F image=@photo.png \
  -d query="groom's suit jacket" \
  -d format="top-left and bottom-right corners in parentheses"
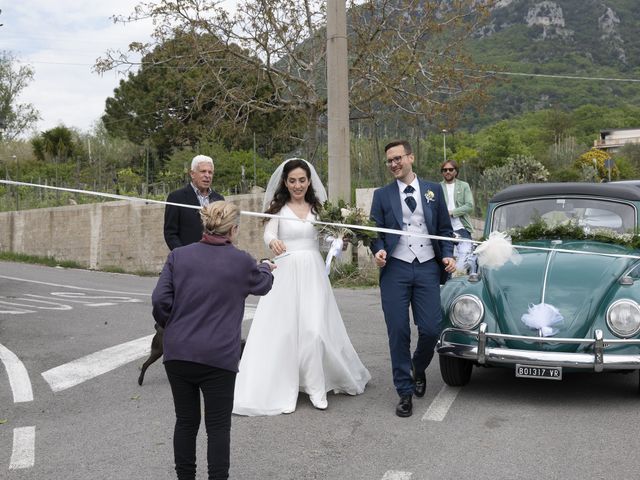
top-left (370, 178), bottom-right (454, 282)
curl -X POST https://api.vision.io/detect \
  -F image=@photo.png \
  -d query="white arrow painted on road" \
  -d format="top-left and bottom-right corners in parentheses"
top-left (0, 344), bottom-right (36, 470)
top-left (41, 334), bottom-right (154, 392)
top-left (0, 343), bottom-right (34, 403)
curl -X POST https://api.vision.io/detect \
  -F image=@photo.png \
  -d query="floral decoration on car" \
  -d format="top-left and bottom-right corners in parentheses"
top-left (508, 218), bottom-right (640, 249)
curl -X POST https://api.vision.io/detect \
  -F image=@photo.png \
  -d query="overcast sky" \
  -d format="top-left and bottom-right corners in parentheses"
top-left (2, 1), bottom-right (160, 136)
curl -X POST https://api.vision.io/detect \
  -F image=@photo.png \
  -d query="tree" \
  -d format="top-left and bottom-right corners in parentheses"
top-left (96, 0), bottom-right (496, 162)
top-left (476, 122), bottom-right (530, 169)
top-left (480, 155), bottom-right (549, 205)
top-left (32, 126), bottom-right (81, 163)
top-left (348, 0), bottom-right (495, 130)
top-left (575, 148), bottom-right (616, 182)
top-left (101, 33), bottom-right (301, 162)
top-left (31, 126), bottom-right (84, 187)
top-left (0, 52), bottom-right (40, 140)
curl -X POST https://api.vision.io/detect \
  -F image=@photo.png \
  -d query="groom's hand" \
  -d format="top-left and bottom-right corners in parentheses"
top-left (442, 257), bottom-right (456, 273)
top-left (374, 249), bottom-right (387, 267)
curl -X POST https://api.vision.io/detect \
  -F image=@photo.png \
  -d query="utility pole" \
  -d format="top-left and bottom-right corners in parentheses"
top-left (13, 154), bottom-right (18, 210)
top-left (442, 129), bottom-right (447, 163)
top-left (253, 132), bottom-right (257, 187)
top-left (326, 0), bottom-right (350, 202)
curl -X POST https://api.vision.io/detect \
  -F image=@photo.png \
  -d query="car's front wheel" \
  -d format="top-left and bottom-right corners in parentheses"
top-left (439, 355), bottom-right (473, 386)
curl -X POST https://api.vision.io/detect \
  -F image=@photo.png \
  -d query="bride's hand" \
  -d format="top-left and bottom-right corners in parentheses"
top-left (269, 239), bottom-right (287, 256)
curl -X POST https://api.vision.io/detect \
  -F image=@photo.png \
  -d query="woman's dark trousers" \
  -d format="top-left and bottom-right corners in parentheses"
top-left (165, 360), bottom-right (236, 480)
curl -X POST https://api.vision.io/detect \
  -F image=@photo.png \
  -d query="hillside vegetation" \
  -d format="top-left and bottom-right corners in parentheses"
top-left (466, 0), bottom-right (640, 127)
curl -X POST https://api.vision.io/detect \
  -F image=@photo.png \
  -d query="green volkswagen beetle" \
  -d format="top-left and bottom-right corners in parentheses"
top-left (437, 182), bottom-right (640, 389)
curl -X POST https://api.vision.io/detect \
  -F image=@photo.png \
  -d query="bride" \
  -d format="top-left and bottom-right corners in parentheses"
top-left (233, 158), bottom-right (371, 415)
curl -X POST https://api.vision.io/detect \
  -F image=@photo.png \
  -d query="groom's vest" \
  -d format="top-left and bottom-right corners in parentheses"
top-left (391, 186), bottom-right (435, 264)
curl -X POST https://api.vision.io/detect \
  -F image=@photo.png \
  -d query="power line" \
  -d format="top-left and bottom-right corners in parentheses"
top-left (16, 55), bottom-right (640, 84)
top-left (484, 70), bottom-right (640, 83)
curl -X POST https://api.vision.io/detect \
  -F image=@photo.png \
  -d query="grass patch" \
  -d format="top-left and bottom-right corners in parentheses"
top-left (0, 251), bottom-right (83, 269)
top-left (329, 262), bottom-right (378, 288)
top-left (100, 265), bottom-right (127, 274)
top-left (0, 252), bottom-right (159, 276)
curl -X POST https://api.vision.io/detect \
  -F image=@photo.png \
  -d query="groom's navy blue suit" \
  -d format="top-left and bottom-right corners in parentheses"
top-left (370, 178), bottom-right (454, 397)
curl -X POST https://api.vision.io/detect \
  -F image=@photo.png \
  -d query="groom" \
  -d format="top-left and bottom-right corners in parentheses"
top-left (370, 140), bottom-right (456, 417)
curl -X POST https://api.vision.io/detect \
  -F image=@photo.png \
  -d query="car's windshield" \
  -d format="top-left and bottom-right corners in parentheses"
top-left (491, 197), bottom-right (637, 234)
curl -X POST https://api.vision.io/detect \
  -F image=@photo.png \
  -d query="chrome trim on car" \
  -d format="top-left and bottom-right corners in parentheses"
top-left (477, 323), bottom-right (487, 364)
top-left (437, 323), bottom-right (640, 371)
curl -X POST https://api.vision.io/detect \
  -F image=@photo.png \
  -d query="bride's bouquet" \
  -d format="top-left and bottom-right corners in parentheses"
top-left (316, 200), bottom-right (377, 275)
top-left (316, 200), bottom-right (377, 247)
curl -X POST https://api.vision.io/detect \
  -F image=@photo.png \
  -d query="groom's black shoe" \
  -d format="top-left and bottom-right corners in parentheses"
top-left (414, 371), bottom-right (427, 398)
top-left (395, 395), bottom-right (413, 417)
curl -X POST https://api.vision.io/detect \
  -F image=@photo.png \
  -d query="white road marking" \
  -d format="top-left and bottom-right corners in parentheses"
top-left (0, 298), bottom-right (73, 310)
top-left (9, 426), bottom-right (36, 470)
top-left (382, 471), bottom-right (412, 479)
top-left (0, 303), bottom-right (34, 314)
top-left (0, 343), bottom-right (34, 403)
top-left (0, 275), bottom-right (151, 296)
top-left (422, 385), bottom-right (461, 422)
top-left (41, 335), bottom-right (154, 392)
top-left (27, 293), bottom-right (140, 306)
top-left (48, 292), bottom-right (142, 303)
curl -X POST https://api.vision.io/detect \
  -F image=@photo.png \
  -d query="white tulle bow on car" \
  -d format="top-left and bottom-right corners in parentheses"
top-left (474, 231), bottom-right (522, 269)
top-left (521, 303), bottom-right (564, 337)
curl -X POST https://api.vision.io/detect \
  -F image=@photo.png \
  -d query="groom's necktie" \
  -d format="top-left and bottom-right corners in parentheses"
top-left (404, 185), bottom-right (417, 212)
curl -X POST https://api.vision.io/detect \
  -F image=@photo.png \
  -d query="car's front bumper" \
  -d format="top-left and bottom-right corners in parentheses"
top-left (437, 323), bottom-right (640, 371)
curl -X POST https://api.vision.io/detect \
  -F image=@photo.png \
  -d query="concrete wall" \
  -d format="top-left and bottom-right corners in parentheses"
top-left (0, 193), bottom-right (270, 273)
top-left (0, 188), bottom-right (485, 274)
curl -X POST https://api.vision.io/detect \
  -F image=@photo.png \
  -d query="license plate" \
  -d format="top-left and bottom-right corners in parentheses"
top-left (515, 364), bottom-right (562, 380)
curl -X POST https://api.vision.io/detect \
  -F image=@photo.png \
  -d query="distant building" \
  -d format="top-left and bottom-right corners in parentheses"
top-left (594, 128), bottom-right (640, 153)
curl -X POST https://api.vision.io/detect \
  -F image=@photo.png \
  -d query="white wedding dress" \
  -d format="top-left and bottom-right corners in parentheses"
top-left (232, 205), bottom-right (371, 416)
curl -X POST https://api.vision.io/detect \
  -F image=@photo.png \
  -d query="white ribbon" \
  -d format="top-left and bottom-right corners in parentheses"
top-left (3, 179), bottom-right (640, 266)
top-left (324, 236), bottom-right (343, 275)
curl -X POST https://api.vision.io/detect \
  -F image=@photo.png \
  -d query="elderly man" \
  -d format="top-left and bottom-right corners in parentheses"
top-left (164, 155), bottom-right (224, 251)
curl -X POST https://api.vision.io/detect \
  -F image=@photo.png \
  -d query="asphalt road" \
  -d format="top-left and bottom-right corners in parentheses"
top-left (2, 261), bottom-right (640, 479)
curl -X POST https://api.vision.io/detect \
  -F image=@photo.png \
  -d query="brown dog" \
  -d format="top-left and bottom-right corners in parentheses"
top-left (138, 325), bottom-right (247, 385)
top-left (138, 324), bottom-right (164, 386)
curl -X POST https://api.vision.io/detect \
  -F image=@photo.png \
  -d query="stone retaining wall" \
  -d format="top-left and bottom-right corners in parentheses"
top-left (0, 193), bottom-right (270, 273)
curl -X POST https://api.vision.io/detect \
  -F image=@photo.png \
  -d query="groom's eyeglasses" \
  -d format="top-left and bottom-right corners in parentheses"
top-left (385, 154), bottom-right (409, 166)
top-left (441, 168), bottom-right (455, 172)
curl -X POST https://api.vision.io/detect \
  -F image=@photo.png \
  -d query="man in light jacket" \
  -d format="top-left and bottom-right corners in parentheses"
top-left (440, 160), bottom-right (474, 273)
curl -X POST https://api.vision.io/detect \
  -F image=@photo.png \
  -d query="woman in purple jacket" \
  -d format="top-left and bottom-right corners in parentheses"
top-left (152, 200), bottom-right (275, 480)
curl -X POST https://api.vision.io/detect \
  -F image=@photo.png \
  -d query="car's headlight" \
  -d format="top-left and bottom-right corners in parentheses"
top-left (606, 299), bottom-right (640, 338)
top-left (449, 294), bottom-right (484, 329)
